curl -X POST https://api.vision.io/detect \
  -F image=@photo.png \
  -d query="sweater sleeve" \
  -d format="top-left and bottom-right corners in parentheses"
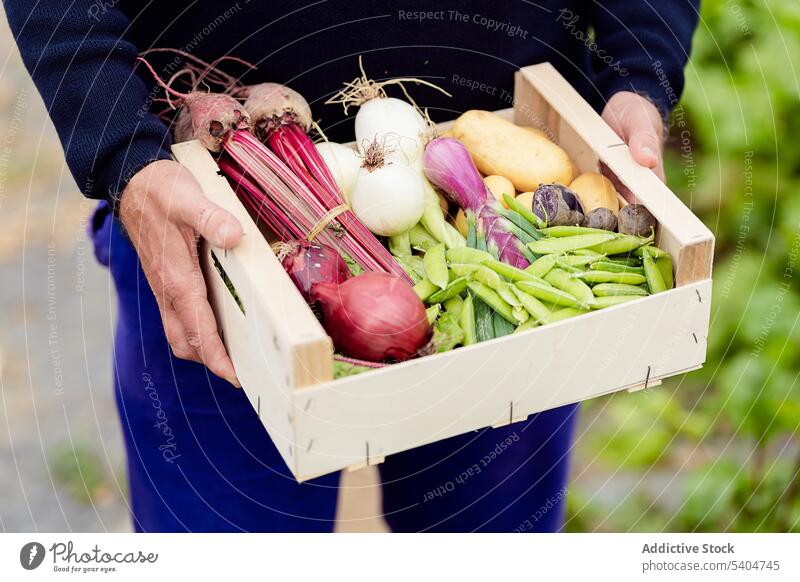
top-left (589, 0), bottom-right (700, 117)
top-left (3, 0), bottom-right (172, 206)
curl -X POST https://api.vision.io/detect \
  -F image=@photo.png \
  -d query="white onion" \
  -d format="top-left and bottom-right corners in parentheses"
top-left (315, 142), bottom-right (361, 202)
top-left (349, 161), bottom-right (425, 237)
top-left (354, 97), bottom-right (429, 166)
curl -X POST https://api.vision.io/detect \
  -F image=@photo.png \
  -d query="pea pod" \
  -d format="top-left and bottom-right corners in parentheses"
top-left (588, 233), bottom-right (652, 256)
top-left (539, 225), bottom-right (611, 237)
top-left (472, 265), bottom-right (503, 289)
top-left (528, 232), bottom-right (617, 255)
top-left (467, 281), bottom-right (517, 323)
top-left (486, 260), bottom-right (548, 285)
top-left (512, 286), bottom-right (553, 324)
top-left (424, 243), bottom-right (449, 289)
top-left (409, 224), bottom-right (439, 252)
top-left (513, 320), bottom-right (540, 333)
top-left (643, 255), bottom-right (667, 294)
top-left (446, 246), bottom-right (493, 265)
top-left (590, 261), bottom-right (645, 275)
top-left (428, 277), bottom-right (469, 303)
top-left (459, 294), bottom-right (477, 346)
top-left (525, 254), bottom-right (558, 278)
top-left (592, 283), bottom-right (649, 297)
top-left (589, 295), bottom-right (642, 309)
top-left (558, 254), bottom-right (603, 267)
top-left (545, 268), bottom-right (595, 305)
top-left (574, 271), bottom-right (647, 285)
top-left (413, 278), bottom-right (438, 301)
top-left (601, 256), bottom-right (642, 267)
top-left (425, 304), bottom-right (441, 324)
top-left (503, 193), bottom-right (546, 229)
top-left (554, 260), bottom-right (582, 274)
top-left (572, 248), bottom-right (606, 257)
top-left (549, 307), bottom-right (590, 322)
top-left (515, 280), bottom-right (589, 309)
top-left (635, 245), bottom-right (669, 259)
top-left (656, 255), bottom-right (674, 290)
top-left (495, 280), bottom-right (522, 307)
top-left (512, 305), bottom-right (530, 324)
top-left (444, 295), bottom-right (464, 317)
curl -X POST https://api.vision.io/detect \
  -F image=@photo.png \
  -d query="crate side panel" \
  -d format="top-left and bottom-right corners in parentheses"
top-left (292, 281), bottom-right (710, 479)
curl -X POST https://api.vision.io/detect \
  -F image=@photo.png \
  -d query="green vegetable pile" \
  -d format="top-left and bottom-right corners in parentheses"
top-left (411, 208), bottom-right (674, 347)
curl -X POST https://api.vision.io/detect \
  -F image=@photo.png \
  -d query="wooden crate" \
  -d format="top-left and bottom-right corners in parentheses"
top-left (171, 63), bottom-right (714, 482)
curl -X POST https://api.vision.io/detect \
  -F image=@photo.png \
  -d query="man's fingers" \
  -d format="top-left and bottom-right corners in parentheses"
top-left (162, 308), bottom-right (202, 364)
top-left (602, 91), bottom-right (666, 182)
top-left (628, 126), bottom-right (664, 174)
top-left (189, 198), bottom-right (243, 249)
top-left (170, 285), bottom-right (240, 387)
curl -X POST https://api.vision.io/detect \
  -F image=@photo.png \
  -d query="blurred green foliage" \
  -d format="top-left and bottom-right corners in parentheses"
top-left (568, 0), bottom-right (800, 532)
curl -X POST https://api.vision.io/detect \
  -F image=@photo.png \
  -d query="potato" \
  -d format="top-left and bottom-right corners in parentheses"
top-left (454, 208), bottom-right (469, 237)
top-left (483, 175), bottom-right (515, 208)
top-left (452, 110), bottom-right (574, 191)
top-left (515, 191), bottom-right (535, 211)
top-left (568, 172), bottom-right (620, 215)
top-left (618, 204), bottom-right (656, 237)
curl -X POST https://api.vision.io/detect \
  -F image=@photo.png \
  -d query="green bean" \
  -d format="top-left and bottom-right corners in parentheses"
top-left (513, 319), bottom-right (540, 333)
top-left (592, 283), bottom-right (649, 297)
top-left (460, 294), bottom-right (477, 346)
top-left (539, 225), bottom-right (611, 237)
top-left (512, 305), bottom-right (530, 324)
top-left (507, 223), bottom-right (538, 246)
top-left (446, 247), bottom-right (493, 265)
top-left (495, 280), bottom-right (522, 307)
top-left (467, 281), bottom-right (517, 323)
top-left (545, 268), bottom-right (595, 305)
top-left (549, 307), bottom-right (590, 322)
top-left (444, 295), bottom-right (464, 317)
top-left (425, 304), bottom-right (441, 324)
top-left (424, 243), bottom-right (448, 289)
top-left (588, 233), bottom-right (652, 255)
top-left (590, 261), bottom-right (645, 275)
top-left (589, 295), bottom-right (642, 309)
top-left (525, 254), bottom-right (558, 278)
top-left (428, 277), bottom-right (469, 303)
top-left (486, 260), bottom-right (548, 285)
top-left (409, 224), bottom-right (439, 252)
top-left (574, 271), bottom-right (647, 285)
top-left (528, 232), bottom-right (617, 254)
top-left (643, 255), bottom-right (667, 294)
top-left (413, 278), bottom-right (438, 301)
top-left (503, 193), bottom-right (546, 229)
top-left (511, 286), bottom-right (553, 324)
top-left (515, 280), bottom-right (589, 309)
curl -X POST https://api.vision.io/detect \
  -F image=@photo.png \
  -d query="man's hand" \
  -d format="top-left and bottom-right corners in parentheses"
top-left (601, 91), bottom-right (666, 181)
top-left (120, 159), bottom-right (243, 386)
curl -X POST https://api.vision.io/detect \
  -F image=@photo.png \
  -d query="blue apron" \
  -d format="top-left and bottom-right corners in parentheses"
top-left (91, 202), bottom-right (577, 532)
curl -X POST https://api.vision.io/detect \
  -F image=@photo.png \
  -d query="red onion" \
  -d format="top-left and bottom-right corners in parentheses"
top-left (278, 240), bottom-right (351, 302)
top-left (311, 272), bottom-right (432, 362)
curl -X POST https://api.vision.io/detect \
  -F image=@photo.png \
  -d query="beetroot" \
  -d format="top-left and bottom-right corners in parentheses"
top-left (277, 240), bottom-right (351, 302)
top-left (236, 83), bottom-right (313, 141)
top-left (137, 57), bottom-right (250, 152)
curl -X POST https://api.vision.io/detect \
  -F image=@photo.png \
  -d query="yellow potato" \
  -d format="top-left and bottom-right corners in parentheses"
top-left (452, 110), bottom-right (574, 191)
top-left (569, 172), bottom-right (620, 215)
top-left (515, 191), bottom-right (535, 212)
top-left (453, 209), bottom-right (469, 237)
top-left (483, 175), bottom-right (515, 208)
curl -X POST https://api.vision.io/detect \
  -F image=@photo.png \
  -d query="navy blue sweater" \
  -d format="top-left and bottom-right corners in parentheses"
top-left (4, 1), bottom-right (698, 205)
